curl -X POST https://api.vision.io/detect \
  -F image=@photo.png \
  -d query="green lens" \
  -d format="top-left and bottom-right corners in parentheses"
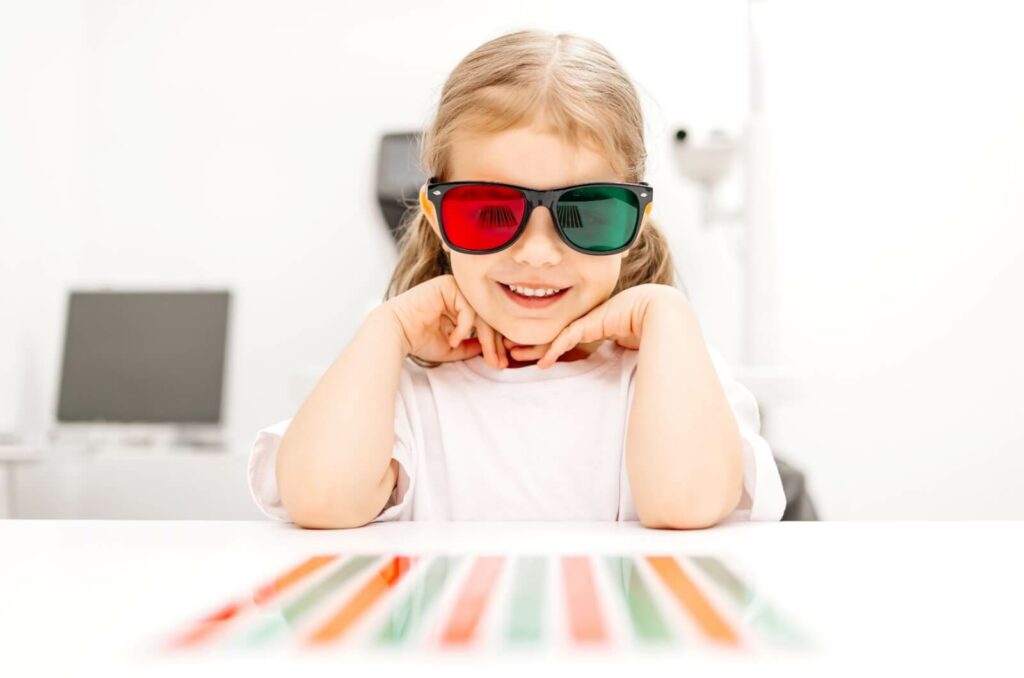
top-left (556, 186), bottom-right (639, 252)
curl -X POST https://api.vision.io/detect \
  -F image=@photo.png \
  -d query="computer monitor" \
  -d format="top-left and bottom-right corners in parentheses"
top-left (56, 290), bottom-right (230, 424)
top-left (376, 131), bottom-right (428, 243)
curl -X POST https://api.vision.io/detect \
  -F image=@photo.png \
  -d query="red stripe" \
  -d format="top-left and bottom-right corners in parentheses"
top-left (562, 556), bottom-right (607, 644)
top-left (439, 556), bottom-right (505, 646)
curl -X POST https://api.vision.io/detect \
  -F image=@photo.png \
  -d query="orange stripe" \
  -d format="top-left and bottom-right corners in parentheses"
top-left (307, 556), bottom-right (416, 644)
top-left (252, 555), bottom-right (338, 606)
top-left (562, 556), bottom-right (607, 644)
top-left (646, 556), bottom-right (738, 644)
top-left (439, 556), bottom-right (504, 646)
top-left (167, 554), bottom-right (338, 649)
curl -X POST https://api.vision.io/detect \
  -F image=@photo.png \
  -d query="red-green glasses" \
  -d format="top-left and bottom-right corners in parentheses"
top-left (423, 178), bottom-right (653, 256)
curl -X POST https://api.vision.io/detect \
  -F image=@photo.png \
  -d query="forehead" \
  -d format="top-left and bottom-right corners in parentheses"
top-left (448, 125), bottom-right (623, 190)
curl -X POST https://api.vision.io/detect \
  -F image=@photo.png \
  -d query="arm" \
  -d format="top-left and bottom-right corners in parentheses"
top-left (625, 294), bottom-right (744, 529)
top-left (275, 304), bottom-right (409, 529)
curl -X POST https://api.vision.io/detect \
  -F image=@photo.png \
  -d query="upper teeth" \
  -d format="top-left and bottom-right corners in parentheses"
top-left (507, 284), bottom-right (563, 297)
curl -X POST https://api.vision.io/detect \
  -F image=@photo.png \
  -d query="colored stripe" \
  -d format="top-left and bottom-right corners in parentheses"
top-left (691, 556), bottom-right (804, 644)
top-left (241, 555), bottom-right (377, 646)
top-left (439, 556), bottom-right (505, 646)
top-left (375, 556), bottom-right (461, 645)
top-left (646, 556), bottom-right (738, 645)
top-left (604, 556), bottom-right (671, 643)
top-left (308, 556), bottom-right (417, 644)
top-left (167, 554), bottom-right (337, 649)
top-left (562, 556), bottom-right (607, 644)
top-left (252, 555), bottom-right (338, 606)
top-left (506, 557), bottom-right (546, 644)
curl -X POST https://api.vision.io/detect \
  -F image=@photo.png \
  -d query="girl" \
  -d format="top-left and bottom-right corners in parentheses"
top-left (249, 30), bottom-right (786, 529)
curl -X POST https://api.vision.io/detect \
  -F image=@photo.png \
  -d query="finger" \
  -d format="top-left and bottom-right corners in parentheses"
top-left (540, 322), bottom-right (582, 369)
top-left (475, 319), bottom-right (499, 368)
top-left (510, 343), bottom-right (548, 361)
top-left (448, 301), bottom-right (475, 350)
top-left (449, 296), bottom-right (476, 348)
top-left (439, 315), bottom-right (456, 340)
top-left (450, 337), bottom-right (482, 361)
top-left (495, 331), bottom-right (508, 368)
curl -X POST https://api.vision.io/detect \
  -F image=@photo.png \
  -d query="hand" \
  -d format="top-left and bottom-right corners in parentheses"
top-left (503, 284), bottom-right (689, 369)
top-left (383, 274), bottom-right (510, 368)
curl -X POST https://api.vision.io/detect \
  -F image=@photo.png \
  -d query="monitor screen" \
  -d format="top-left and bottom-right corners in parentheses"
top-left (56, 291), bottom-right (230, 424)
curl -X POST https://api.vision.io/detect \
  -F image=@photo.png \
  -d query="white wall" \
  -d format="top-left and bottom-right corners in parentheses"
top-left (757, 1), bottom-right (1024, 518)
top-left (2, 1), bottom-right (1021, 519)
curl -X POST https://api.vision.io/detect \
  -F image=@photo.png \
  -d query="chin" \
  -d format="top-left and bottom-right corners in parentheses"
top-left (501, 323), bottom-right (563, 347)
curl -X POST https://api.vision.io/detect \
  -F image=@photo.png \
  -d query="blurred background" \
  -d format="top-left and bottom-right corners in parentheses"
top-left (1, 0), bottom-right (1021, 521)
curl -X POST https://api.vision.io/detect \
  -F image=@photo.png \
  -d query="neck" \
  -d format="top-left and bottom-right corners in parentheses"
top-left (505, 339), bottom-right (605, 369)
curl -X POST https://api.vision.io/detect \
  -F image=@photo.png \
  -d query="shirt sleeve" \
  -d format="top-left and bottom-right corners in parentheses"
top-left (706, 344), bottom-right (787, 521)
top-left (247, 371), bottom-right (417, 524)
top-left (247, 417), bottom-right (293, 521)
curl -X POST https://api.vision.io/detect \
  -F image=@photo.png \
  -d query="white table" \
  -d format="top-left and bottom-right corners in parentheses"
top-left (1, 520), bottom-right (1021, 676)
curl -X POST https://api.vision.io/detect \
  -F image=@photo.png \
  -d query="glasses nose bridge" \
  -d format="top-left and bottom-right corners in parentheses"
top-left (522, 188), bottom-right (563, 230)
top-left (536, 188), bottom-right (560, 211)
top-left (512, 190), bottom-right (566, 260)
top-left (522, 189), bottom-right (560, 224)
top-left (521, 187), bottom-right (558, 209)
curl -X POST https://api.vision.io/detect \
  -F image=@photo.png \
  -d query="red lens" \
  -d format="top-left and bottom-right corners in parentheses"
top-left (440, 185), bottom-right (526, 251)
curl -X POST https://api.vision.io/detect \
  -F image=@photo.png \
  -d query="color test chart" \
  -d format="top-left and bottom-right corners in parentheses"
top-left (164, 553), bottom-right (806, 655)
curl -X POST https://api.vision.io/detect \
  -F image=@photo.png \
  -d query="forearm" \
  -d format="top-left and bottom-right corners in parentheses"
top-left (626, 295), bottom-right (744, 529)
top-left (275, 304), bottom-right (408, 528)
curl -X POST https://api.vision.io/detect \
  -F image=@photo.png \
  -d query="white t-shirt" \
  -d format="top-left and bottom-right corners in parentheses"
top-left (248, 340), bottom-right (786, 524)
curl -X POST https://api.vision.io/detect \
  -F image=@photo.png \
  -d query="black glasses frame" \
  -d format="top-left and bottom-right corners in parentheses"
top-left (423, 178), bottom-right (653, 256)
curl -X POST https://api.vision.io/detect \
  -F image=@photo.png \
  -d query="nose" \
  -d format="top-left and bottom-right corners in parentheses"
top-left (509, 206), bottom-right (563, 267)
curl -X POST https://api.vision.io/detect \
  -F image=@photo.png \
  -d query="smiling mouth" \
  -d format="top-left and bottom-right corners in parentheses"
top-left (498, 281), bottom-right (571, 308)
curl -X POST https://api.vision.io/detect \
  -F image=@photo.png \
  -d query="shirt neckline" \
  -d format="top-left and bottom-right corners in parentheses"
top-left (453, 339), bottom-right (625, 383)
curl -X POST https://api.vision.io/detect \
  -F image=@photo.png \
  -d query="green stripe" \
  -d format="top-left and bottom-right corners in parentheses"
top-left (374, 556), bottom-right (460, 645)
top-left (239, 555), bottom-right (378, 646)
top-left (690, 556), bottom-right (805, 645)
top-left (604, 556), bottom-right (671, 643)
top-left (506, 557), bottom-right (546, 644)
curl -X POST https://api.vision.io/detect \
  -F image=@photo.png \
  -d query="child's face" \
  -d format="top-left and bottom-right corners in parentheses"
top-left (426, 124), bottom-right (643, 347)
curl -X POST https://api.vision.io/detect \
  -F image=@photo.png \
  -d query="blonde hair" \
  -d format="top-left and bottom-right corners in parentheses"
top-left (385, 30), bottom-right (678, 366)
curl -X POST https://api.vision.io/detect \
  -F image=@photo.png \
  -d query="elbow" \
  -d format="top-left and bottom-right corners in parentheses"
top-left (277, 450), bottom-right (393, 530)
top-left (637, 500), bottom-right (731, 530)
top-left (290, 506), bottom-right (375, 530)
top-left (285, 490), bottom-right (383, 529)
top-left (637, 463), bottom-right (744, 530)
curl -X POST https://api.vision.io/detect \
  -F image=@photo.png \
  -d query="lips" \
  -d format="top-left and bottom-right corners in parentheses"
top-left (498, 281), bottom-right (571, 309)
top-left (501, 281), bottom-right (571, 290)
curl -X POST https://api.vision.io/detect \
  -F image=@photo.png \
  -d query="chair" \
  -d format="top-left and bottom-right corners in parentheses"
top-left (775, 455), bottom-right (819, 520)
